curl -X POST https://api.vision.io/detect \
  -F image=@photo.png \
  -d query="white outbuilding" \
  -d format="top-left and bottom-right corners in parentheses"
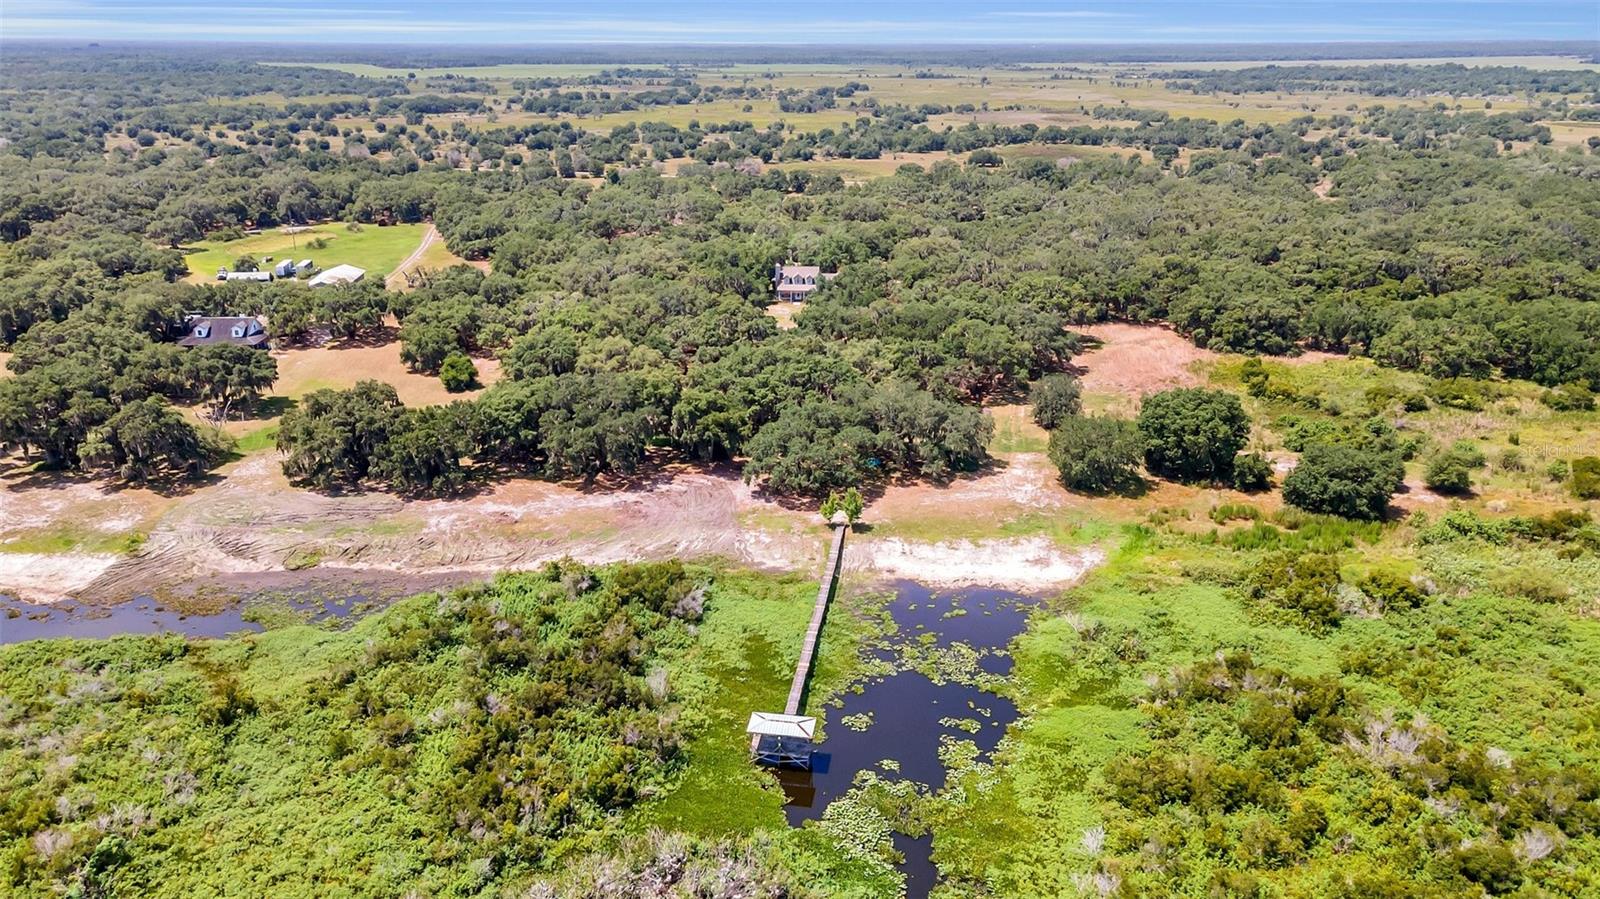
top-left (307, 264), bottom-right (366, 288)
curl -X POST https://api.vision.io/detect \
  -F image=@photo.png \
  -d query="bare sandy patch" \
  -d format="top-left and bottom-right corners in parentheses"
top-left (0, 473), bottom-right (169, 539)
top-left (0, 553), bottom-right (121, 603)
top-left (66, 456), bottom-right (823, 605)
top-left (270, 338), bottom-right (501, 407)
top-left (1072, 322), bottom-right (1213, 403)
top-left (1070, 322), bottom-right (1347, 413)
top-left (850, 536), bottom-right (1105, 590)
top-left (765, 301), bottom-right (803, 330)
top-left (868, 453), bottom-right (1068, 534)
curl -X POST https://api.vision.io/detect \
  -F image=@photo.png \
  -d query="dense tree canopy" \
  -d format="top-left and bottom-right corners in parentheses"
top-left (1283, 442), bottom-right (1407, 520)
top-left (1137, 388), bottom-right (1252, 482)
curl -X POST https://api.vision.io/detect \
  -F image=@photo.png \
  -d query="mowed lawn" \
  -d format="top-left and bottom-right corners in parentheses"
top-left (181, 223), bottom-right (428, 284)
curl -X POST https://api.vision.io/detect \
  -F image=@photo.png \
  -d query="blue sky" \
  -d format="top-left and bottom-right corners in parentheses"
top-left (1, 0), bottom-right (1596, 44)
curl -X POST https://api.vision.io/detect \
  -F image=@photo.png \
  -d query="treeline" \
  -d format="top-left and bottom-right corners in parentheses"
top-left (0, 295), bottom-right (277, 476)
top-left (515, 83), bottom-right (765, 118)
top-left (1356, 106), bottom-right (1553, 146)
top-left (0, 53), bottom-right (407, 158)
top-left (2, 142), bottom-right (448, 244)
top-left (6, 92), bottom-right (1600, 491)
top-left (1164, 63), bottom-right (1600, 97)
top-left (510, 67), bottom-right (686, 89)
top-left (776, 82), bottom-right (869, 113)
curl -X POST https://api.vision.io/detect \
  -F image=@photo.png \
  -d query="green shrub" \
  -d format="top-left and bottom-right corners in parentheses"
top-left (1283, 443), bottom-right (1404, 521)
top-left (438, 352), bottom-right (479, 393)
top-left (1249, 551), bottom-right (1344, 629)
top-left (1358, 571), bottom-right (1427, 610)
top-left (1573, 456), bottom-right (1600, 500)
top-left (1240, 357), bottom-right (1270, 398)
top-left (1231, 451), bottom-right (1274, 492)
top-left (1137, 387), bottom-right (1251, 482)
top-left (1452, 843), bottom-right (1521, 894)
top-left (1027, 373), bottom-right (1082, 430)
top-left (1492, 567), bottom-right (1571, 604)
top-left (1420, 509), bottom-right (1512, 545)
top-left (1541, 381), bottom-right (1596, 412)
top-left (1496, 448), bottom-right (1524, 472)
top-left (1428, 377), bottom-right (1493, 411)
top-left (1513, 508), bottom-right (1594, 542)
top-left (1424, 451), bottom-right (1474, 494)
top-left (1445, 440), bottom-right (1486, 469)
top-left (1210, 502), bottom-right (1262, 524)
top-left (821, 487), bottom-right (865, 525)
top-left (1277, 415), bottom-right (1341, 452)
top-left (1046, 414), bottom-right (1144, 494)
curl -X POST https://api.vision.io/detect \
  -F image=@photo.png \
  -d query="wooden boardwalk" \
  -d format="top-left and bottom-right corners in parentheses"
top-left (786, 524), bottom-right (848, 715)
top-left (751, 524), bottom-right (847, 755)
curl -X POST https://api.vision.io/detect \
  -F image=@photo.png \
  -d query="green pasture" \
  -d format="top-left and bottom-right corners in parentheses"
top-left (181, 222), bottom-right (426, 283)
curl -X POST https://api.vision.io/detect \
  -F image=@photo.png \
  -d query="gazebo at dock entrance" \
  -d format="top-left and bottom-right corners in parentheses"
top-left (746, 712), bottom-right (818, 769)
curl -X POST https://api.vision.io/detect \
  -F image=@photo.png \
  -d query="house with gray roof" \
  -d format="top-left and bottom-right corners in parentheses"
top-left (773, 262), bottom-right (837, 302)
top-left (178, 315), bottom-right (269, 349)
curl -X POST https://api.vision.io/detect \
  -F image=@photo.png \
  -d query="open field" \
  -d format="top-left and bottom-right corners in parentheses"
top-left (1548, 120), bottom-right (1600, 147)
top-left (181, 222), bottom-right (428, 283)
top-left (284, 57), bottom-right (1543, 141)
top-left (215, 333), bottom-right (500, 453)
top-left (994, 141), bottom-right (1163, 166)
top-left (267, 61), bottom-right (626, 81)
top-left (663, 150), bottom-right (962, 181)
top-left (269, 335), bottom-right (501, 406)
top-left (500, 101), bottom-right (865, 134)
top-left (384, 224), bottom-right (470, 288)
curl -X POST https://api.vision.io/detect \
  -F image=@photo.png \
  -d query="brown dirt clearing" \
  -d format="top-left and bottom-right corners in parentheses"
top-left (765, 301), bottom-right (804, 330)
top-left (1071, 322), bottom-right (1213, 411)
top-left (269, 334), bottom-right (502, 407)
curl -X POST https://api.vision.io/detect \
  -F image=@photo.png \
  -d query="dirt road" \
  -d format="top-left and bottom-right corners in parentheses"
top-left (384, 224), bottom-right (440, 288)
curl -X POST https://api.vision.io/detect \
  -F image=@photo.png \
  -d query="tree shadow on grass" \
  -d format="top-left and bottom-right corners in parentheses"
top-left (323, 325), bottom-right (402, 350)
top-left (1062, 474), bottom-right (1153, 500)
top-left (252, 395), bottom-right (297, 418)
top-left (1, 460), bottom-right (225, 499)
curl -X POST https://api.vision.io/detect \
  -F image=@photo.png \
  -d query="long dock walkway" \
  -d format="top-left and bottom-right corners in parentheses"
top-left (785, 523), bottom-right (847, 715)
top-left (749, 523), bottom-right (847, 758)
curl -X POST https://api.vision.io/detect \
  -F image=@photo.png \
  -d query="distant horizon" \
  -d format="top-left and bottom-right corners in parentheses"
top-left (2, 38), bottom-right (1597, 70)
top-left (1, 0), bottom-right (1596, 46)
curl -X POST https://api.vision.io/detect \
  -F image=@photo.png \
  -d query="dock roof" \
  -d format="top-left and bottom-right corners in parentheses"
top-left (746, 712), bottom-right (817, 741)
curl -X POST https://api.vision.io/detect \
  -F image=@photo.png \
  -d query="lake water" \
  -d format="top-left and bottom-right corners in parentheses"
top-left (775, 580), bottom-right (1037, 899)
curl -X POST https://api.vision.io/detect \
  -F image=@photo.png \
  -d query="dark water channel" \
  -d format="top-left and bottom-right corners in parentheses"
top-left (775, 580), bottom-right (1037, 898)
top-left (0, 591), bottom-right (368, 644)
